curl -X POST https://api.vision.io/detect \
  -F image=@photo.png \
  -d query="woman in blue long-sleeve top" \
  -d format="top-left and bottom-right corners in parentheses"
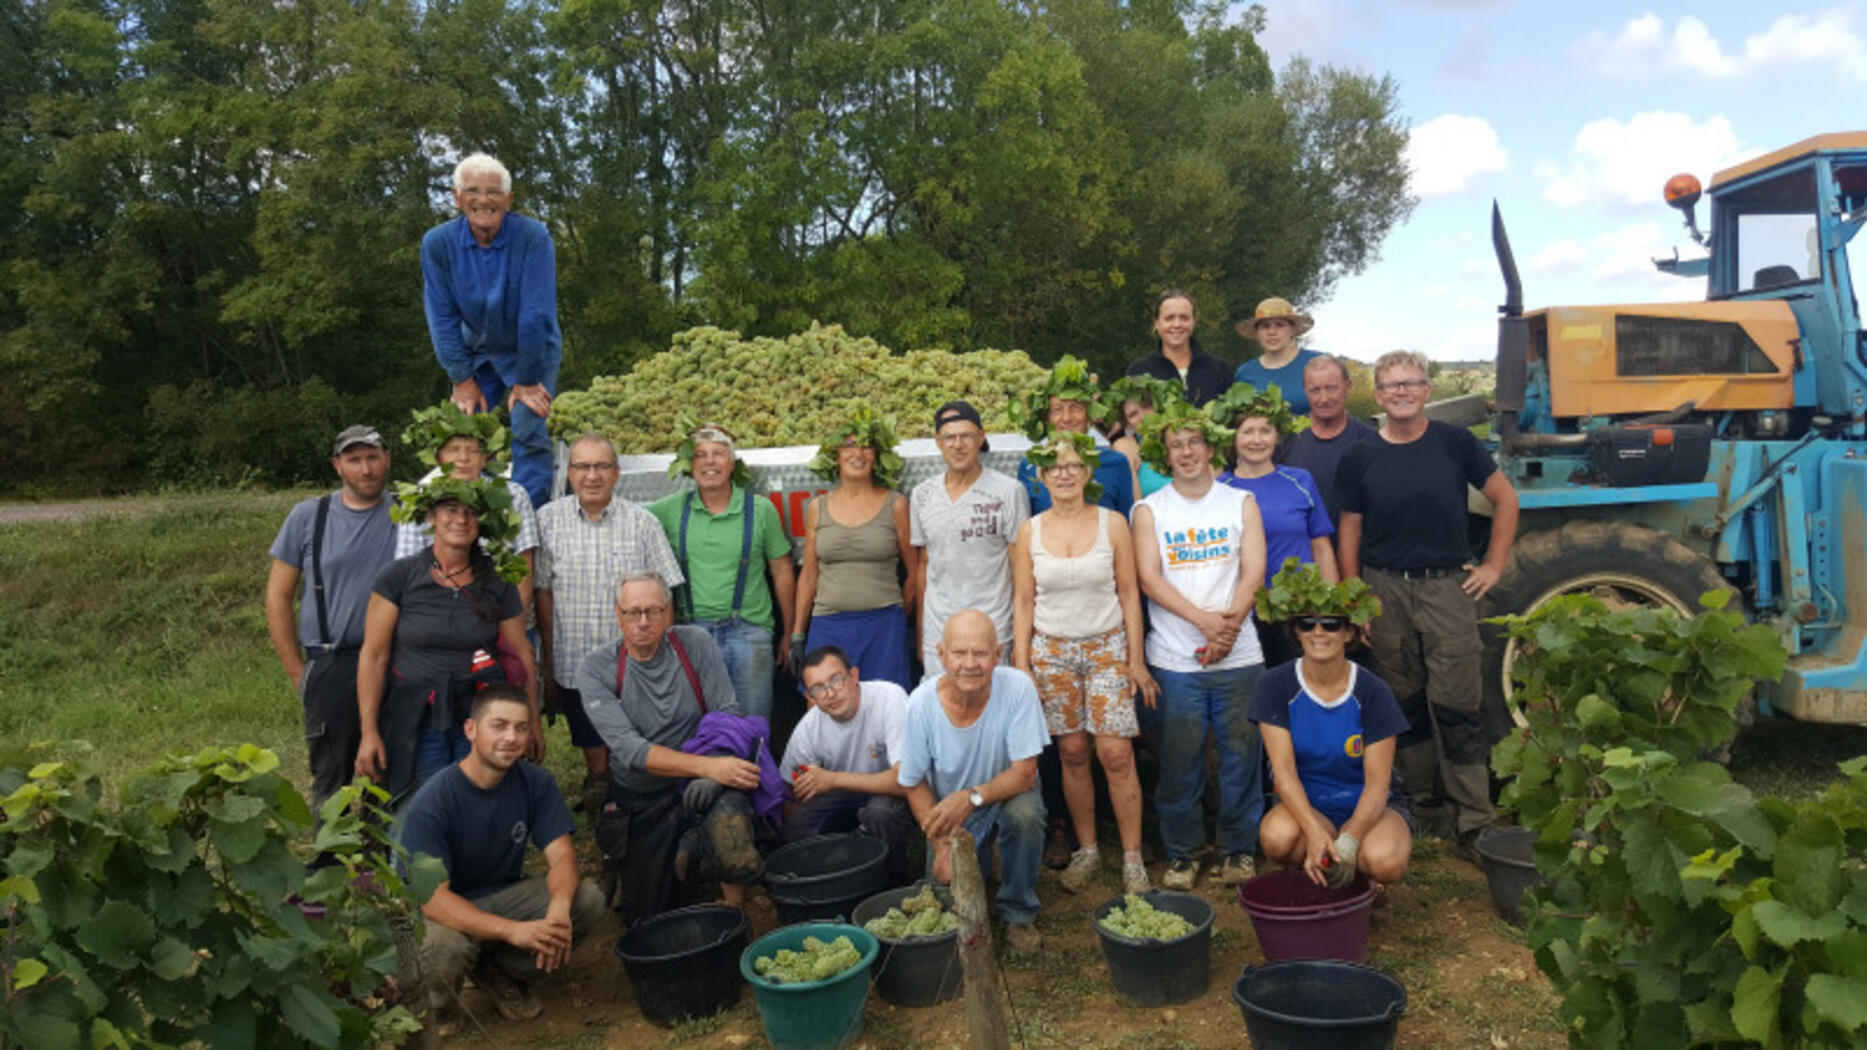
top-left (422, 152), bottom-right (562, 508)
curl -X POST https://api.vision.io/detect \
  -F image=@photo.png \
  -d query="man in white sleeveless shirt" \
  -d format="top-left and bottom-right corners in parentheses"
top-left (1132, 407), bottom-right (1269, 891)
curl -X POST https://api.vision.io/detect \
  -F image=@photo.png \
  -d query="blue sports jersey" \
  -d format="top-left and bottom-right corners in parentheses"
top-left (1247, 659), bottom-right (1407, 825)
top-left (1217, 466), bottom-right (1332, 572)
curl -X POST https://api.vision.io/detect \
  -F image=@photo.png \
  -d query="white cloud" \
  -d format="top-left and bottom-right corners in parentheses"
top-left (1579, 9), bottom-right (1867, 80)
top-left (1538, 112), bottom-right (1746, 209)
top-left (1527, 239), bottom-right (1587, 275)
top-left (1407, 114), bottom-right (1509, 197)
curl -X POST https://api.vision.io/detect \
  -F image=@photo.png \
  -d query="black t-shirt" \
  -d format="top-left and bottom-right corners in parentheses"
top-left (1123, 339), bottom-right (1235, 407)
top-left (1338, 421), bottom-right (1498, 571)
top-left (372, 553), bottom-right (522, 684)
top-left (1280, 417), bottom-right (1378, 528)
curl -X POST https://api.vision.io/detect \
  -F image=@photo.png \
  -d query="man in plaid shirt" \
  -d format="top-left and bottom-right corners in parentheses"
top-left (536, 432), bottom-right (684, 817)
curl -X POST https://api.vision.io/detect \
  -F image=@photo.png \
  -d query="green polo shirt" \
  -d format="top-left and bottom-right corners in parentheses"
top-left (647, 486), bottom-right (793, 632)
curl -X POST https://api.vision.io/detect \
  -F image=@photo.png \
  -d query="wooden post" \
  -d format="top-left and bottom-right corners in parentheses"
top-left (949, 829), bottom-right (1012, 1050)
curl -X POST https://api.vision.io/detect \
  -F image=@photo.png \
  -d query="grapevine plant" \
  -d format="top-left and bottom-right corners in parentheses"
top-left (0, 743), bottom-right (444, 1050)
top-left (1490, 592), bottom-right (1867, 1048)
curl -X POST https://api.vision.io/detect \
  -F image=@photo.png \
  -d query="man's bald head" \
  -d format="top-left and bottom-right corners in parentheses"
top-left (937, 609), bottom-right (1000, 694)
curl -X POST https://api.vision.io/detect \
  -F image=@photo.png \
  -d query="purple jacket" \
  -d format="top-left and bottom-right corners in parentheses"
top-left (680, 712), bottom-right (785, 819)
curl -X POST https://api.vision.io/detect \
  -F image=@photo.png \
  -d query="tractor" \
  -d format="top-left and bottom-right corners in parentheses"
top-left (1483, 132), bottom-right (1867, 728)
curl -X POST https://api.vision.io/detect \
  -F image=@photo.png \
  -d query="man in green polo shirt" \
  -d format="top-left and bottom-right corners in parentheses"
top-left (648, 424), bottom-right (798, 720)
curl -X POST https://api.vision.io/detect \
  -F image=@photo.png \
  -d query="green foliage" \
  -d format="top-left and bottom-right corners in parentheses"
top-left (1098, 894), bottom-right (1195, 941)
top-left (399, 401), bottom-right (511, 475)
top-left (0, 744), bottom-right (438, 1049)
top-left (1204, 382), bottom-right (1310, 436)
top-left (1007, 355), bottom-right (1108, 441)
top-left (666, 415), bottom-right (753, 490)
top-left (1486, 594), bottom-right (1867, 1048)
top-left (861, 885), bottom-right (960, 941)
top-left (5, 1), bottom-right (1411, 493)
top-left (1136, 397), bottom-right (1232, 476)
top-left (144, 379), bottom-right (348, 488)
top-left (389, 476), bottom-right (528, 583)
top-left (807, 406), bottom-right (907, 490)
top-left (1255, 559), bottom-right (1381, 625)
top-left (752, 935), bottom-right (863, 984)
top-left (1024, 431), bottom-right (1105, 504)
top-left (550, 324), bottom-right (1048, 454)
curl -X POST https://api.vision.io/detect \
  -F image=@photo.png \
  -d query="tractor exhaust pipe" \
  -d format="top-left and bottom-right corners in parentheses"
top-left (1493, 202), bottom-right (1530, 449)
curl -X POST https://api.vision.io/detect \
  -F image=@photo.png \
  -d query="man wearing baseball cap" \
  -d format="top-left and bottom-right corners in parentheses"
top-left (909, 401), bottom-right (1029, 676)
top-left (264, 425), bottom-right (398, 814)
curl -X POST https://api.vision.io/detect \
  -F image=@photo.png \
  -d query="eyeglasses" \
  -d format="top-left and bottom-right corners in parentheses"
top-left (1166, 438), bottom-right (1207, 453)
top-left (1293, 615), bottom-right (1350, 633)
top-left (616, 604), bottom-right (669, 621)
top-left (1375, 379), bottom-right (1429, 393)
top-left (1043, 463), bottom-right (1087, 477)
top-left (569, 461), bottom-right (618, 474)
top-left (936, 431), bottom-right (981, 445)
top-left (802, 672), bottom-right (849, 700)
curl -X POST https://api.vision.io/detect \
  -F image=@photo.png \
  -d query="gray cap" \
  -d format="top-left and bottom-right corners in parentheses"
top-left (332, 425), bottom-right (385, 456)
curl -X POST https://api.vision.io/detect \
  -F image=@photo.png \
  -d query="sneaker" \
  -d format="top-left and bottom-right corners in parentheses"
top-left (1219, 854), bottom-right (1256, 887)
top-left (473, 965), bottom-right (542, 1022)
top-left (1160, 857), bottom-right (1200, 891)
top-left (1122, 861), bottom-right (1151, 895)
top-left (1059, 847), bottom-right (1101, 893)
top-left (1005, 922), bottom-right (1042, 954)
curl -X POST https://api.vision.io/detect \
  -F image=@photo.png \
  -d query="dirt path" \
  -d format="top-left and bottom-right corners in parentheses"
top-left (441, 844), bottom-right (1562, 1049)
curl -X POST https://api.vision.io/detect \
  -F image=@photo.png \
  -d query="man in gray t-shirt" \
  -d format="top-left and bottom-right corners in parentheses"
top-left (575, 574), bottom-right (763, 920)
top-left (911, 401), bottom-right (1030, 674)
top-left (264, 425), bottom-right (397, 810)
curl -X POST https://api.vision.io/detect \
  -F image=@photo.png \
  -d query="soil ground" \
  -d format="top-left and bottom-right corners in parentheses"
top-left (439, 836), bottom-right (1563, 1050)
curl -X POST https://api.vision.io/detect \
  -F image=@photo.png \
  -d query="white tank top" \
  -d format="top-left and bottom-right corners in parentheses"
top-left (1140, 481), bottom-right (1263, 672)
top-left (1030, 509), bottom-right (1123, 638)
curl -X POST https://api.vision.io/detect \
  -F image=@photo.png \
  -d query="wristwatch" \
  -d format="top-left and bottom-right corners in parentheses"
top-left (968, 789), bottom-right (985, 808)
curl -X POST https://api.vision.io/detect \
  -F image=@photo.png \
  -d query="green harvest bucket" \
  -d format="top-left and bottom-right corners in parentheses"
top-left (739, 922), bottom-right (880, 1050)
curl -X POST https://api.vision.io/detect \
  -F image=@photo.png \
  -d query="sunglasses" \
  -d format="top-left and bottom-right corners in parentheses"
top-left (1293, 615), bottom-right (1350, 633)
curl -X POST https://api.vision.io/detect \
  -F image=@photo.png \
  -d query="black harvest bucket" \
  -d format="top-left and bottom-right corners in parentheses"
top-left (1091, 890), bottom-right (1214, 1006)
top-left (763, 834), bottom-right (890, 924)
top-left (1232, 959), bottom-right (1407, 1050)
top-left (850, 884), bottom-right (963, 1007)
top-left (615, 904), bottom-right (749, 1026)
top-left (1475, 826), bottom-right (1545, 927)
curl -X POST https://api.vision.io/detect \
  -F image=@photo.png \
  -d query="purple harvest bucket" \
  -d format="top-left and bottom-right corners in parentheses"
top-left (1236, 869), bottom-right (1378, 963)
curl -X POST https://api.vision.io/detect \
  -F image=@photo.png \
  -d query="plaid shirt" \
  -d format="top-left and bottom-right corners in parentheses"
top-left (536, 495), bottom-right (684, 684)
top-left (393, 470), bottom-right (540, 559)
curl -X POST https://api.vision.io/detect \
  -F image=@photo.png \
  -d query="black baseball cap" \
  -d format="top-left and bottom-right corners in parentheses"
top-left (933, 401), bottom-right (989, 452)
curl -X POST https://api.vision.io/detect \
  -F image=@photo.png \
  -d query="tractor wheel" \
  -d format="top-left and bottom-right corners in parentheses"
top-left (1479, 521), bottom-right (1734, 731)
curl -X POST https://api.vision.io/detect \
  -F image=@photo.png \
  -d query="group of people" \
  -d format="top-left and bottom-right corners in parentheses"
top-left (261, 151), bottom-right (1521, 1025)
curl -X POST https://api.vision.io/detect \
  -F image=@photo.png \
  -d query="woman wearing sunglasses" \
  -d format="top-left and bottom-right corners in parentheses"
top-left (1247, 564), bottom-right (1411, 888)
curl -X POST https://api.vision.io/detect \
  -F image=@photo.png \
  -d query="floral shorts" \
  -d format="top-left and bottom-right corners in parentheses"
top-left (1031, 627), bottom-right (1137, 738)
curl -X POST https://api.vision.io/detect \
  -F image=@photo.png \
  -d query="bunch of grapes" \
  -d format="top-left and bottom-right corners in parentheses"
top-left (753, 935), bottom-right (865, 984)
top-left (1098, 894), bottom-right (1195, 941)
top-left (862, 884), bottom-right (961, 940)
top-left (550, 324), bottom-right (1049, 452)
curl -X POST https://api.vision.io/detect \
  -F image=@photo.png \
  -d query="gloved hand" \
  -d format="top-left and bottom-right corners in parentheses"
top-left (683, 777), bottom-right (725, 818)
top-left (787, 633), bottom-right (808, 679)
top-left (1326, 832), bottom-right (1360, 889)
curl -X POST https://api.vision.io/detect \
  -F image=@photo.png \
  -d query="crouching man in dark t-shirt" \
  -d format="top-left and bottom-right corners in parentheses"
top-left (399, 685), bottom-right (608, 1026)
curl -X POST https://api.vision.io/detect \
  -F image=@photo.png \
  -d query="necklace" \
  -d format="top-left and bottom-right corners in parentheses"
top-left (431, 557), bottom-right (471, 589)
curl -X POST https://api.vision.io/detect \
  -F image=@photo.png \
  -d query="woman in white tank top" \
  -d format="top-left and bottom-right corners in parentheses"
top-left (1010, 433), bottom-right (1158, 895)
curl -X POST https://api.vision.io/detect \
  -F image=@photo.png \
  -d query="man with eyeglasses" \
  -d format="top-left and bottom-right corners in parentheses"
top-left (1336, 350), bottom-right (1518, 862)
top-left (1280, 355), bottom-right (1377, 531)
top-left (911, 401), bottom-right (1030, 677)
top-left (536, 432), bottom-right (684, 818)
top-left (576, 574), bottom-right (764, 919)
top-left (777, 646), bottom-right (914, 884)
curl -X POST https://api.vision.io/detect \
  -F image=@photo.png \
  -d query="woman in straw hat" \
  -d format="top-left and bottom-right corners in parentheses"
top-left (1232, 297), bottom-right (1325, 415)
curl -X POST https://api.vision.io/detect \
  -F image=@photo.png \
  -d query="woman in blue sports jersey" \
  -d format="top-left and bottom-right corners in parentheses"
top-left (1247, 567), bottom-right (1411, 888)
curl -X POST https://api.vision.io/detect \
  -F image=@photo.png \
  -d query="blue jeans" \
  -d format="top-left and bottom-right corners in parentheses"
top-left (415, 726), bottom-right (471, 791)
top-left (1151, 664), bottom-right (1265, 861)
top-left (696, 617), bottom-right (775, 721)
top-left (471, 355), bottom-right (560, 509)
top-left (925, 788), bottom-right (1046, 924)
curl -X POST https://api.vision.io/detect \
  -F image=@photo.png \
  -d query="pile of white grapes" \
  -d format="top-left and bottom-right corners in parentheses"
top-left (549, 324), bottom-right (1050, 452)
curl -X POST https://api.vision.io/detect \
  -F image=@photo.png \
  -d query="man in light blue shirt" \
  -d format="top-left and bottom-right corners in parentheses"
top-left (421, 152), bottom-right (562, 508)
top-left (897, 610), bottom-right (1049, 951)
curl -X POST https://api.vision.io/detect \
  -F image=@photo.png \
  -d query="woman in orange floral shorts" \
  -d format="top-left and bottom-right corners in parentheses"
top-left (1011, 433), bottom-right (1159, 895)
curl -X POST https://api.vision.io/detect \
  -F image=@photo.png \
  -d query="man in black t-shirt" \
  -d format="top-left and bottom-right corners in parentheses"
top-left (1336, 351), bottom-right (1518, 860)
top-left (1279, 355), bottom-right (1377, 532)
top-left (400, 686), bottom-right (607, 1027)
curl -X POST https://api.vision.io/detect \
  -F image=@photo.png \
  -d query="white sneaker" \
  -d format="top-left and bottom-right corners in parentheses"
top-left (1160, 857), bottom-right (1200, 891)
top-left (1123, 861), bottom-right (1151, 895)
top-left (1059, 847), bottom-right (1100, 893)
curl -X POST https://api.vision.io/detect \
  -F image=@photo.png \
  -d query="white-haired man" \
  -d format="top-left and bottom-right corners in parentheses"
top-left (421, 152), bottom-right (561, 508)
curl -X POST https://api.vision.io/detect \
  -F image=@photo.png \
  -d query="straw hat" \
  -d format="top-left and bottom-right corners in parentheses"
top-left (1236, 297), bottom-right (1315, 341)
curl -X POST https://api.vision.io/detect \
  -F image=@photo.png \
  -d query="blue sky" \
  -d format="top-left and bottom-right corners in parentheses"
top-left (1256, 1), bottom-right (1865, 362)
